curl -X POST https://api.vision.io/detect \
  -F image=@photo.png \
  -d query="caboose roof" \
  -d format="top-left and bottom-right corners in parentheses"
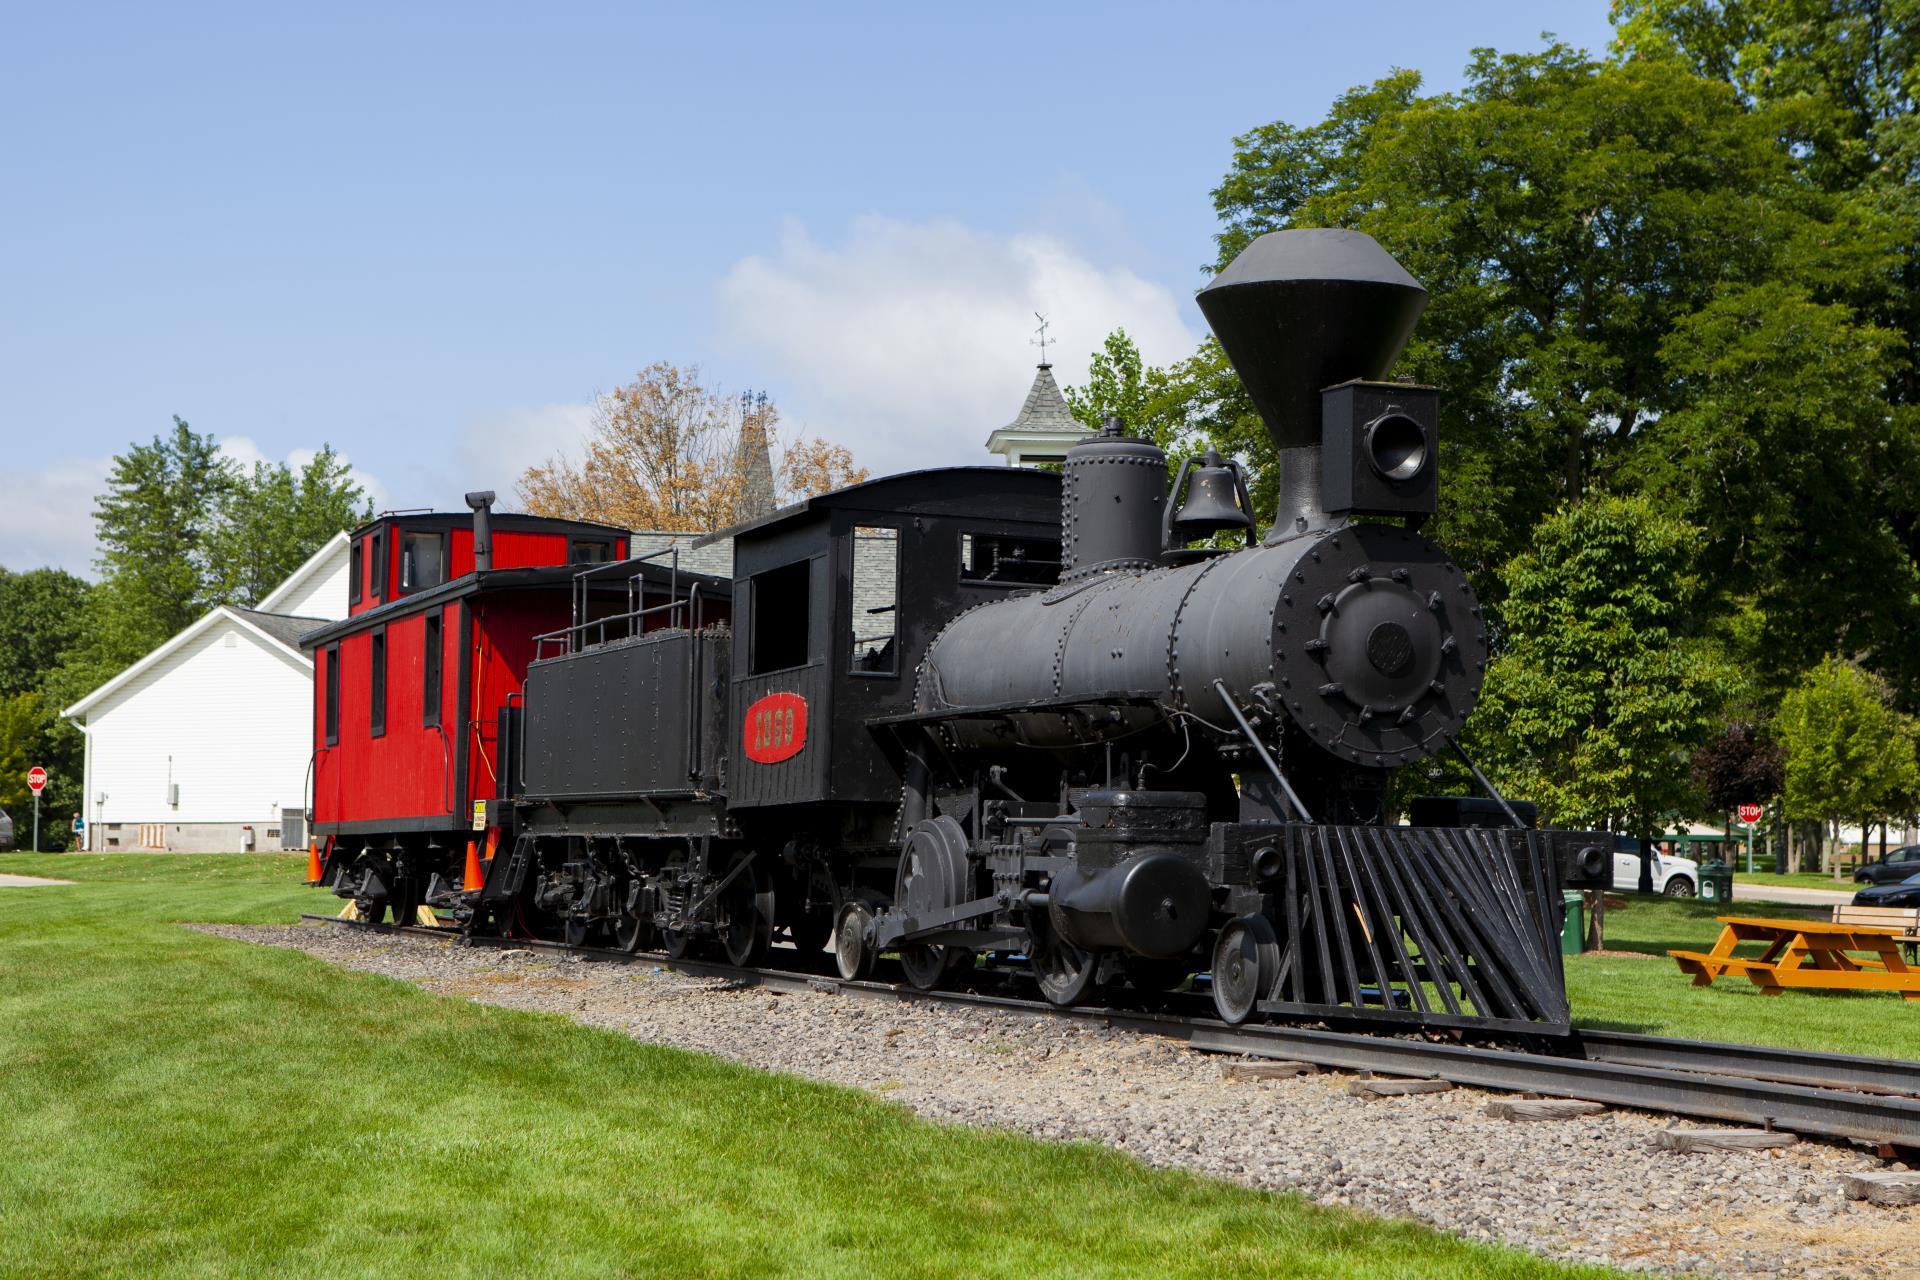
top-left (345, 510), bottom-right (627, 541)
top-left (692, 466), bottom-right (1060, 549)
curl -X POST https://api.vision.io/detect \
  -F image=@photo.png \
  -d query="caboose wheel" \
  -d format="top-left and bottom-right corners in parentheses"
top-left (898, 943), bottom-right (953, 990)
top-left (1032, 931), bottom-right (1099, 1007)
top-left (1212, 914), bottom-right (1279, 1025)
top-left (833, 901), bottom-right (876, 981)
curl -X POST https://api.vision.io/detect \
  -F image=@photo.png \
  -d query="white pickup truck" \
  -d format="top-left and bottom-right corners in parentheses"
top-left (1613, 843), bottom-right (1699, 897)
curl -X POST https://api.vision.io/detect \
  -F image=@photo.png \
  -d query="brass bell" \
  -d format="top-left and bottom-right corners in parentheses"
top-left (1169, 447), bottom-right (1255, 541)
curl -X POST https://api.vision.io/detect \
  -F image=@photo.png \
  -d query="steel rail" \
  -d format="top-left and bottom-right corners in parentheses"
top-left (299, 914), bottom-right (1920, 1147)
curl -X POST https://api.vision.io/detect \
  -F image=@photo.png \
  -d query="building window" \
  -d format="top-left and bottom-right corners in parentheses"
top-left (348, 540), bottom-right (362, 604)
top-left (324, 645), bottom-right (340, 745)
top-left (849, 526), bottom-right (898, 676)
top-left (369, 532), bottom-right (387, 600)
top-left (569, 539), bottom-right (612, 564)
top-left (369, 629), bottom-right (387, 738)
top-left (422, 613), bottom-right (441, 729)
top-left (400, 532), bottom-right (444, 593)
top-left (749, 560), bottom-right (810, 675)
top-left (960, 533), bottom-right (1060, 586)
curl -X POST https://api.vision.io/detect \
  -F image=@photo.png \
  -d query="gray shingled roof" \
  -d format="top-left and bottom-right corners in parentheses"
top-left (231, 608), bottom-right (332, 651)
top-left (1000, 364), bottom-right (1087, 435)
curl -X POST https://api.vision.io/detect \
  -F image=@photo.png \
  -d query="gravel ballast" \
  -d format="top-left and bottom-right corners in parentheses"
top-left (198, 923), bottom-right (1918, 1279)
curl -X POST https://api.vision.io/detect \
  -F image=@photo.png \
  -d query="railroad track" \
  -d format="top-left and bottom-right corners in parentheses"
top-left (301, 913), bottom-right (1920, 1150)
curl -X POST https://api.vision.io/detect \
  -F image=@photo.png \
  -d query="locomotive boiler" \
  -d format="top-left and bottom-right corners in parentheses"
top-left (313, 227), bottom-right (1610, 1037)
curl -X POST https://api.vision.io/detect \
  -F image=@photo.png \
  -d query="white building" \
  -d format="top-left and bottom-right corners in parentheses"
top-left (984, 361), bottom-right (1092, 466)
top-left (62, 533), bottom-right (351, 853)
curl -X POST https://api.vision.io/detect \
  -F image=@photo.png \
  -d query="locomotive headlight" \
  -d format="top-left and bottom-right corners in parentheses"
top-left (1363, 411), bottom-right (1428, 483)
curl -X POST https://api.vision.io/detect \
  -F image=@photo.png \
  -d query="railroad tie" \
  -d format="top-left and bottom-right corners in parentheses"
top-left (1655, 1128), bottom-right (1799, 1154)
top-left (1347, 1076), bottom-right (1453, 1098)
top-left (1485, 1098), bottom-right (1607, 1122)
top-left (1840, 1171), bottom-right (1920, 1207)
top-left (1220, 1060), bottom-right (1316, 1082)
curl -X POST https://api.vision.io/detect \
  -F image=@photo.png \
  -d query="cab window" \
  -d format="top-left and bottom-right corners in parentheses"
top-left (749, 560), bottom-right (810, 675)
top-left (849, 526), bottom-right (898, 676)
top-left (960, 532), bottom-right (1059, 586)
top-left (399, 531), bottom-right (445, 593)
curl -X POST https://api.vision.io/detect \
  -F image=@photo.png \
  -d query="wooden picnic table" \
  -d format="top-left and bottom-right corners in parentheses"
top-left (1668, 915), bottom-right (1920, 1002)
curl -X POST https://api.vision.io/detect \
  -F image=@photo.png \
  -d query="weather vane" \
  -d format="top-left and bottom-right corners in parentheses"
top-left (1031, 312), bottom-right (1052, 367)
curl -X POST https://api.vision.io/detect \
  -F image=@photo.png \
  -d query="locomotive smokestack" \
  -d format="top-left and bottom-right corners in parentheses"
top-left (464, 490), bottom-right (496, 573)
top-left (1196, 230), bottom-right (1427, 533)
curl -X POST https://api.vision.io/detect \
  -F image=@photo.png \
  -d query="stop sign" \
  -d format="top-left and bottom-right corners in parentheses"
top-left (26, 767), bottom-right (47, 794)
top-left (1736, 802), bottom-right (1764, 825)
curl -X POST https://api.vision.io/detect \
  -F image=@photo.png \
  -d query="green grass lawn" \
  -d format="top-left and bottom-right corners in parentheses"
top-left (0, 852), bottom-right (1617, 1280)
top-left (1566, 895), bottom-right (1920, 1058)
top-left (1731, 869), bottom-right (1861, 893)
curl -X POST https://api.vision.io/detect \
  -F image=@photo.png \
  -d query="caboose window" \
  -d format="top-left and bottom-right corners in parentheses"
top-left (369, 629), bottom-right (387, 738)
top-left (960, 533), bottom-right (1060, 586)
top-left (348, 540), bottom-right (362, 604)
top-left (849, 526), bottom-right (899, 676)
top-left (569, 539), bottom-right (611, 564)
top-left (749, 560), bottom-right (810, 675)
top-left (400, 532), bottom-right (444, 593)
top-left (422, 613), bottom-right (441, 729)
top-left (369, 532), bottom-right (387, 600)
top-left (323, 645), bottom-right (340, 745)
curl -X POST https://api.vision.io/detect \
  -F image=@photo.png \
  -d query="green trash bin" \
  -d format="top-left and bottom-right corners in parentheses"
top-left (1699, 861), bottom-right (1734, 904)
top-left (1560, 890), bottom-right (1585, 956)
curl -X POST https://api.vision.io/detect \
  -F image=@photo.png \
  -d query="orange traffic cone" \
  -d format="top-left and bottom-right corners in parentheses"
top-left (305, 841), bottom-right (323, 886)
top-left (463, 838), bottom-right (483, 892)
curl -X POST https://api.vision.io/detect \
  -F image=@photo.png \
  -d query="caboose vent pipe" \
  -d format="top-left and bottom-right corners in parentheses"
top-left (465, 490), bottom-right (496, 573)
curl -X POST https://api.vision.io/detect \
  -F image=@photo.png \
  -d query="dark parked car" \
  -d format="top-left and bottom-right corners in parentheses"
top-left (0, 805), bottom-right (13, 850)
top-left (1853, 872), bottom-right (1920, 908)
top-left (1853, 844), bottom-right (1920, 885)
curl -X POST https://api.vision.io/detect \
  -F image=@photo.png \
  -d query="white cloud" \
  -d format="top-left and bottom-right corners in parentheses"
top-left (458, 403), bottom-right (596, 509)
top-left (219, 435), bottom-right (393, 514)
top-left (716, 216), bottom-right (1202, 475)
top-left (0, 455), bottom-right (113, 577)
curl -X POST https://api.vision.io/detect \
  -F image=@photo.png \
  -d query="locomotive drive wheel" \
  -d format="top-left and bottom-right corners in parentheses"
top-left (718, 855), bottom-right (774, 968)
top-left (1032, 927), bottom-right (1099, 1007)
top-left (1212, 913), bottom-right (1280, 1025)
top-left (834, 900), bottom-right (876, 981)
top-left (613, 911), bottom-right (655, 955)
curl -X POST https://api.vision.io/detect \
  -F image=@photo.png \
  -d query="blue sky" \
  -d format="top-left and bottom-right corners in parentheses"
top-left (0, 1), bottom-right (1616, 575)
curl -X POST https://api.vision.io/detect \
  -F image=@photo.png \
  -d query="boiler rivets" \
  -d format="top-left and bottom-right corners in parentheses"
top-left (1392, 567), bottom-right (1410, 582)
top-left (1316, 593), bottom-right (1336, 613)
top-left (1348, 565), bottom-right (1372, 583)
top-left (1318, 682), bottom-right (1343, 697)
top-left (1426, 591), bottom-right (1443, 611)
top-left (1440, 636), bottom-right (1457, 655)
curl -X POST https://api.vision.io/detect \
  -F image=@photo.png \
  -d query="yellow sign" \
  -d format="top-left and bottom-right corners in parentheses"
top-left (472, 801), bottom-right (487, 830)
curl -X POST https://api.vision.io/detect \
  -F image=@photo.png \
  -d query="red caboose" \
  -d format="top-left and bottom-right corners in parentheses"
top-left (302, 493), bottom-right (655, 915)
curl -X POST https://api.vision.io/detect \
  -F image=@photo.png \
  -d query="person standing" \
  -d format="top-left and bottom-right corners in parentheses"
top-left (70, 811), bottom-right (84, 852)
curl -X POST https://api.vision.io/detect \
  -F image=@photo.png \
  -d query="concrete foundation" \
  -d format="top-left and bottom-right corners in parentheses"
top-left (91, 818), bottom-right (305, 853)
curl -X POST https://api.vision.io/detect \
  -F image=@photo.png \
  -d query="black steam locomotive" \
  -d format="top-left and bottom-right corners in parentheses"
top-left (446, 229), bottom-right (1611, 1033)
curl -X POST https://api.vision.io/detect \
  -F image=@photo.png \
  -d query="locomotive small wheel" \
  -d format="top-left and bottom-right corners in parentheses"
top-left (612, 911), bottom-right (655, 955)
top-left (1121, 955), bottom-right (1192, 995)
top-left (1212, 914), bottom-right (1280, 1025)
top-left (353, 896), bottom-right (389, 926)
top-left (1032, 932), bottom-right (1100, 1007)
top-left (899, 943), bottom-right (951, 991)
top-left (834, 900), bottom-right (877, 981)
top-left (563, 915), bottom-right (591, 949)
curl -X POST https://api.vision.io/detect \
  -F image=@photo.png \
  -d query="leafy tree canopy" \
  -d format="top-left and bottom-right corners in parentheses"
top-left (1776, 655), bottom-right (1920, 829)
top-left (0, 569), bottom-right (91, 700)
top-left (1471, 496), bottom-right (1737, 831)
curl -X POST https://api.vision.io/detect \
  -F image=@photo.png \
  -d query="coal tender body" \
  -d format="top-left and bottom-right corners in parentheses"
top-left (489, 228), bottom-right (1610, 1035)
top-left (869, 229), bottom-right (1609, 1031)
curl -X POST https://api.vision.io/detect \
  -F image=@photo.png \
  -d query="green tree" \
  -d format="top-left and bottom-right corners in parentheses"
top-left (1471, 496), bottom-right (1735, 833)
top-left (1204, 45), bottom-right (1898, 595)
top-left (1062, 329), bottom-right (1196, 454)
top-left (1776, 656), bottom-right (1920, 873)
top-left (0, 569), bottom-right (91, 699)
top-left (208, 447), bottom-right (370, 607)
top-left (92, 417), bottom-right (237, 649)
top-left (0, 692), bottom-right (77, 849)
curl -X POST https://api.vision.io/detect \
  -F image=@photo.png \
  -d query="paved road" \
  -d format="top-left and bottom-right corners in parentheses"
top-left (0, 873), bottom-right (75, 887)
top-left (1731, 881), bottom-right (1855, 907)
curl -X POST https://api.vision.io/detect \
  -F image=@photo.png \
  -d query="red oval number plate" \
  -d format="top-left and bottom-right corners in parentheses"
top-left (743, 692), bottom-right (807, 764)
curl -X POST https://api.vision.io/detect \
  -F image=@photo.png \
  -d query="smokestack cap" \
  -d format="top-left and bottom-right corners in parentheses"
top-left (1197, 229), bottom-right (1427, 453)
